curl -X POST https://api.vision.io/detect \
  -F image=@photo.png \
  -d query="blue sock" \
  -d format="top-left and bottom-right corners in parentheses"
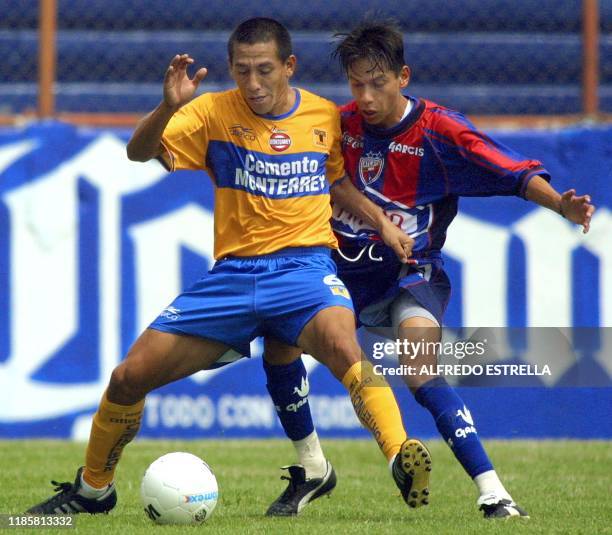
top-left (263, 357), bottom-right (314, 441)
top-left (414, 377), bottom-right (493, 478)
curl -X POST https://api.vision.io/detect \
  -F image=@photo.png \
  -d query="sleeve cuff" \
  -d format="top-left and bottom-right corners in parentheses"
top-left (156, 140), bottom-right (175, 172)
top-left (518, 167), bottom-right (550, 199)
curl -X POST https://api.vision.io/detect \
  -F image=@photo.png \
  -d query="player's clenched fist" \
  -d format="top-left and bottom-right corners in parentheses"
top-left (379, 217), bottom-right (416, 264)
top-left (163, 54), bottom-right (208, 109)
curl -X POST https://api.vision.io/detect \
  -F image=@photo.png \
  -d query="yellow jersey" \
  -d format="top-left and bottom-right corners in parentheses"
top-left (159, 88), bottom-right (345, 259)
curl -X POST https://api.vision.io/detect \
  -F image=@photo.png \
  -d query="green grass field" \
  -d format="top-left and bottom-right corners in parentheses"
top-left (1, 439), bottom-right (610, 534)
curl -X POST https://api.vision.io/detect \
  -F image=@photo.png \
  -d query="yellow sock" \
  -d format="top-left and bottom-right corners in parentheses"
top-left (83, 391), bottom-right (145, 488)
top-left (342, 360), bottom-right (406, 461)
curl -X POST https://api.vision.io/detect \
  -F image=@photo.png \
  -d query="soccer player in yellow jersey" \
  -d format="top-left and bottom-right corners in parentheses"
top-left (27, 18), bottom-right (429, 516)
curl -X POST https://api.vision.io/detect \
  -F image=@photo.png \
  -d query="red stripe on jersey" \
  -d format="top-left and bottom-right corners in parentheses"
top-left (340, 107), bottom-right (365, 187)
top-left (382, 151), bottom-right (419, 207)
top-left (429, 107), bottom-right (540, 175)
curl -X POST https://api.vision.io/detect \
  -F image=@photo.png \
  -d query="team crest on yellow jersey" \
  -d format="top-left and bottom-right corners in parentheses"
top-left (313, 128), bottom-right (328, 148)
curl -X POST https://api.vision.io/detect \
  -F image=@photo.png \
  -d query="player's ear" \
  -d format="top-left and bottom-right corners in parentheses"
top-left (285, 54), bottom-right (297, 78)
top-left (399, 65), bottom-right (410, 89)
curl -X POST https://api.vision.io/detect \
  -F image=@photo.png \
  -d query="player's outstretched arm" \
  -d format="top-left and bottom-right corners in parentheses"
top-left (525, 175), bottom-right (595, 233)
top-left (331, 177), bottom-right (415, 263)
top-left (126, 54), bottom-right (208, 162)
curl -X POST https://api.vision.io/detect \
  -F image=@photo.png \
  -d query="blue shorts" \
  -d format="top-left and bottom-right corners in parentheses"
top-left (149, 247), bottom-right (354, 357)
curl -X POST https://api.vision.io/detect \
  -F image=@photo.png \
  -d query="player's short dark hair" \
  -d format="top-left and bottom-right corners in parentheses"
top-left (333, 20), bottom-right (406, 75)
top-left (228, 17), bottom-right (292, 64)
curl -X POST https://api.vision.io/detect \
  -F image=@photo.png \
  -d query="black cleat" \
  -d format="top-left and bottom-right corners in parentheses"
top-left (26, 467), bottom-right (117, 515)
top-left (478, 496), bottom-right (529, 519)
top-left (266, 461), bottom-right (336, 516)
top-left (391, 439), bottom-right (431, 508)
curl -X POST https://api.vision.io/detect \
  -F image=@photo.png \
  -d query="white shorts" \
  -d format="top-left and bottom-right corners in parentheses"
top-left (361, 291), bottom-right (440, 339)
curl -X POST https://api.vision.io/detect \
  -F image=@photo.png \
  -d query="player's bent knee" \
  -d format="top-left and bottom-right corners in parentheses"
top-left (318, 336), bottom-right (361, 378)
top-left (398, 319), bottom-right (440, 344)
top-left (108, 363), bottom-right (148, 405)
top-left (330, 336), bottom-right (360, 360)
top-left (263, 337), bottom-right (303, 366)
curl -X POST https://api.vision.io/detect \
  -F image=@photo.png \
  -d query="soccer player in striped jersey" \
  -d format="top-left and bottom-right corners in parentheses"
top-left (26, 18), bottom-right (427, 516)
top-left (264, 20), bottom-right (594, 519)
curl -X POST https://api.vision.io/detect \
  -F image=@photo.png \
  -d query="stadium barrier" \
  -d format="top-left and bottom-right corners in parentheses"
top-left (0, 121), bottom-right (610, 439)
top-left (0, 0), bottom-right (609, 122)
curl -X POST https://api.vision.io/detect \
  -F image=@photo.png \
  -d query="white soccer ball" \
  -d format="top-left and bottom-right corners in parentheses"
top-left (140, 452), bottom-right (219, 525)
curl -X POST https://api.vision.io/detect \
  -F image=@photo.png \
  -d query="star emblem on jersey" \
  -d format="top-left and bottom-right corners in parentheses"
top-left (269, 127), bottom-right (292, 152)
top-left (358, 151), bottom-right (384, 185)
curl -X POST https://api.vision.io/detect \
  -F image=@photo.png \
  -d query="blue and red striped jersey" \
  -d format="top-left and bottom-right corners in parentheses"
top-left (332, 97), bottom-right (550, 264)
